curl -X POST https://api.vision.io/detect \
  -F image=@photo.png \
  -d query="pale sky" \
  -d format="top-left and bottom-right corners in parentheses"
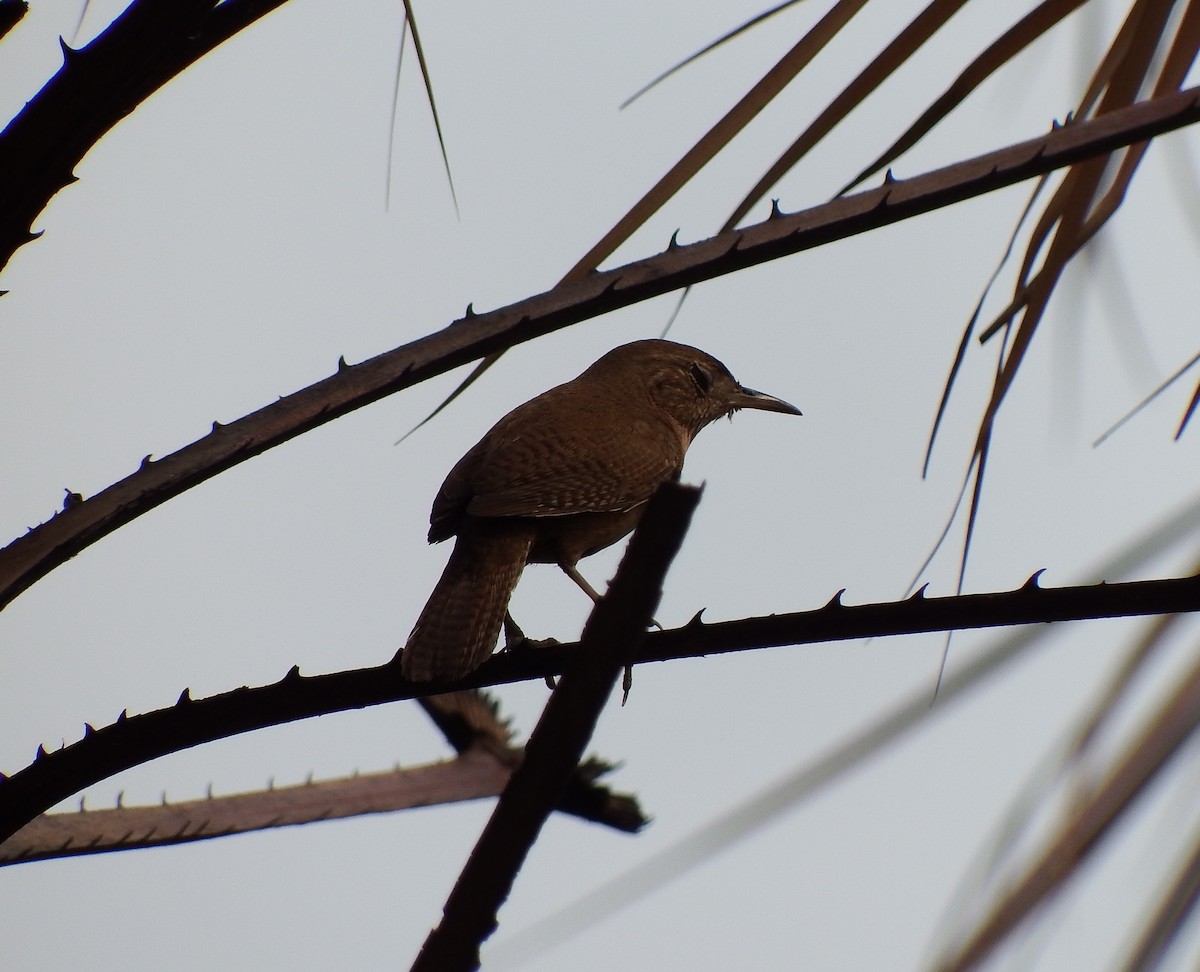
top-left (3, 2), bottom-right (1200, 970)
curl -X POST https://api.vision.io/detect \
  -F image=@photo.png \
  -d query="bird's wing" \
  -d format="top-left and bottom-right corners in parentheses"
top-left (459, 396), bottom-right (687, 521)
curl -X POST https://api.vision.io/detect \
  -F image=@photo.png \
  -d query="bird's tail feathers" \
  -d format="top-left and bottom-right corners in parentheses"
top-left (401, 525), bottom-right (532, 682)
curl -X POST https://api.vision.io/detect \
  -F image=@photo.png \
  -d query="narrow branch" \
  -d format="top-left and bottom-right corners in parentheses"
top-left (411, 689), bottom-right (648, 833)
top-left (1, 752), bottom-right (508, 867)
top-left (0, 1), bottom-right (26, 44)
top-left (2, 570), bottom-right (1198, 845)
top-left (4, 85), bottom-right (1199, 613)
top-left (411, 483), bottom-right (701, 971)
top-left (0, 0), bottom-right (292, 272)
top-left (0, 748), bottom-right (644, 867)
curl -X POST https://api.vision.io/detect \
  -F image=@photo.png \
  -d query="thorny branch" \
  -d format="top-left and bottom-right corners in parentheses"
top-left (0, 0), bottom-right (293, 272)
top-left (3, 568), bottom-right (1199, 846)
top-left (3, 84), bottom-right (1200, 615)
top-left (1, 750), bottom-right (645, 867)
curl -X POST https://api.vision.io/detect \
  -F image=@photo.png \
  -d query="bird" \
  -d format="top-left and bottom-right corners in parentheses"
top-left (399, 338), bottom-right (800, 682)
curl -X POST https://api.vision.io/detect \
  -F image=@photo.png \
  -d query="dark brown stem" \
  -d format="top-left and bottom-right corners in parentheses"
top-left (410, 482), bottom-right (701, 972)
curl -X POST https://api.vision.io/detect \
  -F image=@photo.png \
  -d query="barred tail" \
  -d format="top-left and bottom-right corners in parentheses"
top-left (401, 525), bottom-right (533, 682)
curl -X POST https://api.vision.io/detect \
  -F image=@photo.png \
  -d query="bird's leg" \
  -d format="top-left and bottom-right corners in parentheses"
top-left (502, 612), bottom-right (559, 689)
top-left (559, 563), bottom-right (664, 630)
top-left (560, 563), bottom-right (646, 704)
top-left (559, 563), bottom-right (603, 603)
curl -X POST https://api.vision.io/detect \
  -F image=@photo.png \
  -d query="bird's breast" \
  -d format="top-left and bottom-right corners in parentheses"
top-left (524, 505), bottom-right (648, 566)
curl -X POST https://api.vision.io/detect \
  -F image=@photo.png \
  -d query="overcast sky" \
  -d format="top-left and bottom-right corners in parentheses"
top-left (3, 2), bottom-right (1200, 969)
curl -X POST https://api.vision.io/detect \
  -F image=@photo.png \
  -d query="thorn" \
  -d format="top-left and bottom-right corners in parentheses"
top-left (337, 355), bottom-right (349, 372)
top-left (58, 36), bottom-right (78, 60)
top-left (140, 454), bottom-right (154, 469)
top-left (161, 791), bottom-right (168, 806)
top-left (825, 589), bottom-right (847, 608)
top-left (909, 583), bottom-right (929, 600)
top-left (306, 771), bottom-right (314, 785)
top-left (883, 168), bottom-right (897, 185)
top-left (62, 489), bottom-right (83, 510)
top-left (176, 687), bottom-right (192, 705)
top-left (117, 708), bottom-right (128, 722)
top-left (1022, 569), bottom-right (1046, 590)
top-left (35, 743), bottom-right (47, 760)
top-left (667, 229), bottom-right (682, 250)
top-left (83, 722), bottom-right (96, 737)
top-left (116, 791), bottom-right (124, 808)
top-left (768, 198), bottom-right (784, 219)
top-left (464, 302), bottom-right (476, 318)
top-left (685, 609), bottom-right (706, 628)
top-left (211, 420), bottom-right (223, 434)
top-left (268, 776), bottom-right (275, 791)
top-left (1050, 117), bottom-right (1062, 131)
top-left (283, 664), bottom-right (301, 681)
top-left (621, 665), bottom-right (633, 705)
top-left (207, 782), bottom-right (214, 799)
top-left (79, 795), bottom-right (86, 812)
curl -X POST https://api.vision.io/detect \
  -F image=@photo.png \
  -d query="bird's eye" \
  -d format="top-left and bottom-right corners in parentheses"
top-left (689, 362), bottom-right (713, 393)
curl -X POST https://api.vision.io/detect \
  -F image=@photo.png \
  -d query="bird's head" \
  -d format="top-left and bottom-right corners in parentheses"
top-left (586, 339), bottom-right (800, 439)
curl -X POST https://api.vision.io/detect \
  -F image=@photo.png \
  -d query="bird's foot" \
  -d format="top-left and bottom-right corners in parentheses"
top-left (501, 621), bottom-right (560, 653)
top-left (514, 636), bottom-right (562, 650)
top-left (502, 614), bottom-right (560, 688)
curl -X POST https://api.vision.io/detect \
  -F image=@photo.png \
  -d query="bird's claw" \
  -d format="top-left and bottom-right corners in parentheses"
top-left (500, 616), bottom-right (560, 687)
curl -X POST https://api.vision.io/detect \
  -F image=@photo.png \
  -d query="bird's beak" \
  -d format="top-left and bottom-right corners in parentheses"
top-left (731, 385), bottom-right (802, 416)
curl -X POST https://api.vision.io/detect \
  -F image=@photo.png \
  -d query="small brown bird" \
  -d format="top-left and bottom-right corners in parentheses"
top-left (400, 338), bottom-right (800, 681)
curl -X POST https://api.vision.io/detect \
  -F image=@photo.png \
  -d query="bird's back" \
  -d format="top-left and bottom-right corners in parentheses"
top-left (429, 373), bottom-right (688, 542)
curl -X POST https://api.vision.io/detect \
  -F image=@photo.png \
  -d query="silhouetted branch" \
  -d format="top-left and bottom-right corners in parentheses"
top-left (418, 689), bottom-right (516, 755)
top-left (2, 687), bottom-right (646, 866)
top-left (411, 482), bottom-right (701, 972)
top-left (0, 0), bottom-right (292, 272)
top-left (3, 569), bottom-right (1199, 846)
top-left (1, 745), bottom-right (644, 867)
top-left (4, 85), bottom-right (1200, 615)
top-left (0, 0), bottom-right (26, 45)
top-left (1, 753), bottom-right (509, 866)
